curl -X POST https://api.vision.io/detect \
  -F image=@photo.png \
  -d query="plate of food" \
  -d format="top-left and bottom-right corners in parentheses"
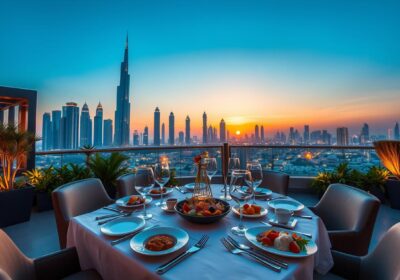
top-left (130, 226), bottom-right (189, 256)
top-left (245, 226), bottom-right (317, 258)
top-left (175, 197), bottom-right (231, 224)
top-left (100, 216), bottom-right (145, 237)
top-left (116, 195), bottom-right (152, 208)
top-left (232, 204), bottom-right (268, 218)
top-left (147, 187), bottom-right (174, 197)
top-left (267, 199), bottom-right (304, 212)
top-left (254, 188), bottom-right (272, 197)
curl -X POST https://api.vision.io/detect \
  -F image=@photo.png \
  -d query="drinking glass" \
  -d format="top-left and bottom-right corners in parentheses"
top-left (220, 157), bottom-right (240, 201)
top-left (154, 161), bottom-right (170, 206)
top-left (135, 167), bottom-right (154, 220)
top-left (206, 157), bottom-right (217, 183)
top-left (246, 162), bottom-right (263, 203)
top-left (229, 170), bottom-right (253, 236)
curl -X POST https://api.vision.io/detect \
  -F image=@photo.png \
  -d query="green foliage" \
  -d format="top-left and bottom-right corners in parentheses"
top-left (167, 168), bottom-right (179, 187)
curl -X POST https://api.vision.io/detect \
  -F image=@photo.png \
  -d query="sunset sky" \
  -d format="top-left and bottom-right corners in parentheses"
top-left (1, 0), bottom-right (400, 137)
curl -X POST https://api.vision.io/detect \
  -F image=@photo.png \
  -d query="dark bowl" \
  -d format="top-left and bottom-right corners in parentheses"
top-left (175, 198), bottom-right (231, 224)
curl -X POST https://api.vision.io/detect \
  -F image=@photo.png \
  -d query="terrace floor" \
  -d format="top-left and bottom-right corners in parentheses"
top-left (3, 192), bottom-right (400, 264)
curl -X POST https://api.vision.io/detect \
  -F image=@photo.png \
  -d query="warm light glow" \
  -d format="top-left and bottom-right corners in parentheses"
top-left (235, 130), bottom-right (241, 136)
top-left (304, 151), bottom-right (313, 160)
top-left (374, 141), bottom-right (400, 179)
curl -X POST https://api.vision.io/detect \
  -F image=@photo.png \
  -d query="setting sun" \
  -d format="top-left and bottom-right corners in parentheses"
top-left (235, 130), bottom-right (241, 136)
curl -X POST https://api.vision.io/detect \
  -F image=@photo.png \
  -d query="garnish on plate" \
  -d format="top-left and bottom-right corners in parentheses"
top-left (127, 195), bottom-right (145, 205)
top-left (242, 204), bottom-right (262, 215)
top-left (181, 197), bottom-right (225, 216)
top-left (256, 230), bottom-right (310, 254)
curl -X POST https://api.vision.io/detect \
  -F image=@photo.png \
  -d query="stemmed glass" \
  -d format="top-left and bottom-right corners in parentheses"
top-left (153, 161), bottom-right (170, 207)
top-left (135, 167), bottom-right (154, 220)
top-left (220, 157), bottom-right (240, 201)
top-left (229, 170), bottom-right (253, 236)
top-left (206, 157), bottom-right (217, 183)
top-left (246, 162), bottom-right (263, 203)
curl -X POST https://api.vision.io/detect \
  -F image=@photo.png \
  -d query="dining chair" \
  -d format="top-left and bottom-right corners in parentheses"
top-left (310, 183), bottom-right (380, 256)
top-left (0, 229), bottom-right (102, 280)
top-left (261, 171), bottom-right (289, 195)
top-left (52, 178), bottom-right (114, 248)
top-left (116, 173), bottom-right (140, 198)
top-left (329, 222), bottom-right (400, 280)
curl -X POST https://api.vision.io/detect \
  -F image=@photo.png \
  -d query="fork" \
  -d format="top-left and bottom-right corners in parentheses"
top-left (221, 238), bottom-right (281, 272)
top-left (175, 186), bottom-right (188, 194)
top-left (156, 235), bottom-right (209, 274)
top-left (98, 212), bottom-right (132, 225)
top-left (103, 206), bottom-right (127, 214)
top-left (226, 235), bottom-right (288, 269)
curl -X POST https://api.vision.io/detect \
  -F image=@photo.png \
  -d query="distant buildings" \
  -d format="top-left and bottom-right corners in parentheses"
top-left (94, 102), bottom-right (103, 146)
top-left (360, 123), bottom-right (369, 145)
top-left (337, 127), bottom-right (349, 146)
top-left (61, 102), bottom-right (79, 149)
top-left (143, 126), bottom-right (149, 145)
top-left (161, 123), bottom-right (165, 145)
top-left (178, 131), bottom-right (184, 144)
top-left (153, 107), bottom-right (160, 146)
top-left (202, 112), bottom-right (207, 144)
top-left (133, 130), bottom-right (139, 146)
top-left (185, 116), bottom-right (190, 144)
top-left (80, 103), bottom-right (92, 147)
top-left (42, 113), bottom-right (52, 150)
top-left (169, 112), bottom-right (175, 145)
top-left (304, 125), bottom-right (310, 144)
top-left (220, 119), bottom-right (226, 143)
top-left (395, 122), bottom-right (400, 140)
top-left (260, 125), bottom-right (265, 143)
top-left (207, 125), bottom-right (213, 143)
top-left (103, 119), bottom-right (113, 146)
top-left (255, 125), bottom-right (260, 143)
top-left (52, 110), bottom-right (61, 149)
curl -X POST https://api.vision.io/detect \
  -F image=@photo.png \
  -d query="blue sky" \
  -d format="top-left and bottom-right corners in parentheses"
top-left (1, 0), bottom-right (400, 136)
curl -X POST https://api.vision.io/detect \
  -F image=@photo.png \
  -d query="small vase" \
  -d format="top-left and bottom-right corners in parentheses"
top-left (193, 162), bottom-right (213, 199)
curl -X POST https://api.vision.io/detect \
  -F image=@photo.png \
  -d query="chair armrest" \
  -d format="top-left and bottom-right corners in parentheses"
top-left (329, 230), bottom-right (363, 254)
top-left (331, 250), bottom-right (362, 279)
top-left (34, 247), bottom-right (81, 280)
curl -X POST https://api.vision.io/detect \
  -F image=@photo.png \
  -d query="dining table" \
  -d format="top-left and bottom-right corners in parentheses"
top-left (66, 185), bottom-right (334, 280)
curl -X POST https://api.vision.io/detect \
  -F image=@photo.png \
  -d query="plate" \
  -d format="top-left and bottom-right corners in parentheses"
top-left (116, 195), bottom-right (152, 208)
top-left (183, 182), bottom-right (196, 191)
top-left (232, 205), bottom-right (268, 218)
top-left (175, 198), bottom-right (231, 224)
top-left (254, 188), bottom-right (272, 197)
top-left (268, 199), bottom-right (304, 212)
top-left (130, 226), bottom-right (189, 256)
top-left (245, 226), bottom-right (318, 258)
top-left (100, 216), bottom-right (145, 237)
top-left (147, 187), bottom-right (174, 197)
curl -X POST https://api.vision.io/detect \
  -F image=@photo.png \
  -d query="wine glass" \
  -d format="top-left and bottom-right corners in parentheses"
top-left (206, 157), bottom-right (217, 183)
top-left (135, 167), bottom-right (154, 220)
top-left (229, 170), bottom-right (253, 236)
top-left (153, 161), bottom-right (170, 207)
top-left (246, 162), bottom-right (263, 203)
top-left (220, 157), bottom-right (240, 201)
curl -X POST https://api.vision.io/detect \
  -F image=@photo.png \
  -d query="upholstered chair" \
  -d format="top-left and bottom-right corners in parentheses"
top-left (261, 171), bottom-right (289, 195)
top-left (52, 178), bottom-right (114, 248)
top-left (116, 173), bottom-right (140, 198)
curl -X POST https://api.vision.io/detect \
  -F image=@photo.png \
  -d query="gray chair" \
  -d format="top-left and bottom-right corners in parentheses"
top-left (310, 183), bottom-right (380, 256)
top-left (330, 222), bottom-right (400, 280)
top-left (261, 171), bottom-right (289, 195)
top-left (0, 229), bottom-right (101, 280)
top-left (52, 178), bottom-right (114, 248)
top-left (116, 173), bottom-right (139, 198)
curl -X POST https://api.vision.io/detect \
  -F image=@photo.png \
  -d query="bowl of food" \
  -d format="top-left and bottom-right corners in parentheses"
top-left (175, 197), bottom-right (231, 224)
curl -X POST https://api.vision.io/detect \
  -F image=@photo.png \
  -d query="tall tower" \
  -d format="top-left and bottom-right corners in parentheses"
top-left (169, 112), bottom-right (175, 145)
top-left (80, 102), bottom-right (92, 147)
top-left (52, 110), bottom-right (62, 149)
top-left (255, 125), bottom-right (260, 143)
top-left (161, 123), bottom-right (165, 145)
top-left (395, 122), bottom-right (400, 140)
top-left (260, 125), bottom-right (265, 143)
top-left (143, 126), bottom-right (149, 145)
top-left (133, 130), bottom-right (139, 146)
top-left (103, 119), bottom-right (113, 146)
top-left (153, 107), bottom-right (160, 145)
top-left (62, 102), bottom-right (79, 149)
top-left (42, 113), bottom-right (52, 150)
top-left (114, 35), bottom-right (131, 146)
top-left (94, 102), bottom-right (103, 146)
top-left (337, 127), bottom-right (349, 146)
top-left (185, 116), bottom-right (191, 144)
top-left (304, 125), bottom-right (310, 144)
top-left (202, 112), bottom-right (207, 144)
top-left (360, 123), bottom-right (369, 145)
top-left (219, 119), bottom-right (226, 143)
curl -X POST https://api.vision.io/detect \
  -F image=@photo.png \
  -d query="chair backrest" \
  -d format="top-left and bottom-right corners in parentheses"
top-left (116, 173), bottom-right (139, 198)
top-left (261, 171), bottom-right (289, 195)
top-left (0, 230), bottom-right (34, 280)
top-left (360, 223), bottom-right (400, 280)
top-left (52, 178), bottom-right (114, 248)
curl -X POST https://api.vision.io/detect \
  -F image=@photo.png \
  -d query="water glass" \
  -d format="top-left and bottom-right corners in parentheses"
top-left (135, 167), bottom-right (154, 220)
top-left (206, 157), bottom-right (217, 183)
top-left (246, 162), bottom-right (263, 203)
top-left (154, 161), bottom-right (170, 206)
top-left (220, 157), bottom-right (240, 201)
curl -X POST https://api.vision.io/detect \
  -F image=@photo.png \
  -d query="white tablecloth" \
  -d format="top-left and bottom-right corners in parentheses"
top-left (67, 189), bottom-right (333, 280)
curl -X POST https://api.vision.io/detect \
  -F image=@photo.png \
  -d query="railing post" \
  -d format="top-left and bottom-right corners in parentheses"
top-left (222, 143), bottom-right (229, 179)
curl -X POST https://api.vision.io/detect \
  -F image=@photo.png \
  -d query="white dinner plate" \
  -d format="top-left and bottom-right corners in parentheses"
top-left (245, 226), bottom-right (318, 258)
top-left (254, 188), bottom-right (272, 197)
top-left (183, 183), bottom-right (195, 191)
top-left (130, 226), bottom-right (189, 256)
top-left (147, 187), bottom-right (174, 197)
top-left (116, 195), bottom-right (152, 208)
top-left (100, 216), bottom-right (145, 237)
top-left (268, 199), bottom-right (304, 212)
top-left (232, 205), bottom-right (268, 218)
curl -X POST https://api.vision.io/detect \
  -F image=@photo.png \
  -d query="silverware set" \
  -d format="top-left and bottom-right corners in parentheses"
top-left (98, 212), bottom-right (133, 225)
top-left (111, 225), bottom-right (159, 246)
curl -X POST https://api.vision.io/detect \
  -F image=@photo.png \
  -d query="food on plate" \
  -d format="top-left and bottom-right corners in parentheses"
top-left (256, 230), bottom-right (309, 254)
top-left (145, 235), bottom-right (176, 251)
top-left (181, 197), bottom-right (225, 216)
top-left (242, 204), bottom-right (262, 215)
top-left (150, 188), bottom-right (167, 194)
top-left (127, 195), bottom-right (146, 205)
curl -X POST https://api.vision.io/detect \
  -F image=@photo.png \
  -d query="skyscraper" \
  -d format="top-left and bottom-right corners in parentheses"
top-left (169, 112), bottom-right (175, 145)
top-left (133, 130), bottom-right (139, 146)
top-left (80, 102), bottom-right (92, 147)
top-left (304, 125), bottom-right (310, 144)
top-left (388, 128), bottom-right (394, 140)
top-left (94, 102), bottom-right (103, 147)
top-left (185, 116), bottom-right (190, 144)
top-left (161, 123), bottom-right (165, 145)
top-left (322, 130), bottom-right (331, 145)
top-left (178, 131), bottom-right (184, 145)
top-left (52, 110), bottom-right (61, 149)
top-left (62, 102), bottom-right (79, 149)
top-left (289, 127), bottom-right (295, 144)
top-left (255, 125), bottom-right (260, 143)
top-left (213, 127), bottom-right (217, 142)
top-left (114, 36), bottom-right (131, 146)
top-left (219, 119), bottom-right (226, 143)
top-left (153, 107), bottom-right (160, 145)
top-left (143, 126), bottom-right (149, 145)
top-left (103, 119), bottom-right (113, 146)
top-left (260, 125), bottom-right (265, 143)
top-left (42, 113), bottom-right (52, 150)
top-left (360, 123), bottom-right (369, 145)
top-left (337, 127), bottom-right (349, 146)
top-left (207, 125), bottom-right (213, 143)
top-left (202, 112), bottom-right (207, 144)
top-left (394, 122), bottom-right (399, 140)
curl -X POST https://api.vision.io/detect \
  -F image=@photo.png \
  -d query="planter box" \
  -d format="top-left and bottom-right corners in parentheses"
top-left (36, 191), bottom-right (53, 212)
top-left (386, 179), bottom-right (400, 210)
top-left (0, 186), bottom-right (34, 227)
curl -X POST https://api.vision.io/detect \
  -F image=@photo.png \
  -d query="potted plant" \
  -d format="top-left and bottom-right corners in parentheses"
top-left (0, 124), bottom-right (36, 227)
top-left (374, 141), bottom-right (400, 209)
top-left (360, 166), bottom-right (390, 203)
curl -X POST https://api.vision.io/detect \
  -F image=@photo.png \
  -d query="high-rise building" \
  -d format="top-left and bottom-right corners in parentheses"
top-left (178, 131), bottom-right (184, 145)
top-left (219, 119), bottom-right (226, 143)
top-left (114, 36), bottom-right (131, 146)
top-left (322, 130), bottom-right (331, 145)
top-left (185, 116), bottom-right (190, 144)
top-left (51, 110), bottom-right (62, 149)
top-left (169, 112), bottom-right (175, 145)
top-left (207, 125), bottom-right (213, 143)
top-left (260, 125), bottom-right (265, 143)
top-left (360, 123), bottom-right (369, 145)
top-left (62, 102), bottom-right (79, 149)
top-left (213, 127), bottom-right (217, 142)
top-left (143, 126), bottom-right (149, 145)
top-left (202, 112), bottom-right (207, 144)
top-left (153, 107), bottom-right (160, 145)
top-left (255, 125), bottom-right (260, 143)
top-left (394, 122), bottom-right (400, 140)
top-left (304, 125), bottom-right (310, 144)
top-left (42, 113), bottom-right (52, 150)
top-left (133, 130), bottom-right (139, 146)
top-left (80, 102), bottom-right (92, 147)
top-left (103, 119), bottom-right (113, 146)
top-left (161, 123), bottom-right (165, 145)
top-left (289, 127), bottom-right (295, 144)
top-left (388, 128), bottom-right (394, 140)
top-left (337, 127), bottom-right (349, 146)
top-left (94, 102), bottom-right (103, 147)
